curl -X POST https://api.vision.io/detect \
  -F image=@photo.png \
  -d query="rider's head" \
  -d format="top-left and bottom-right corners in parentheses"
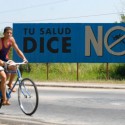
top-left (3, 26), bottom-right (13, 39)
top-left (3, 27), bottom-right (12, 33)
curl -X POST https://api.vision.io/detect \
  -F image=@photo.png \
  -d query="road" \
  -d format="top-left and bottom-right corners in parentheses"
top-left (0, 87), bottom-right (125, 125)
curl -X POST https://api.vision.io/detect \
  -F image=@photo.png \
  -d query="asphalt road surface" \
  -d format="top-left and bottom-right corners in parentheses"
top-left (0, 87), bottom-right (125, 125)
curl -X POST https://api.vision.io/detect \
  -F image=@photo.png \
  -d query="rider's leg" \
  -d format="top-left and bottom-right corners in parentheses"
top-left (0, 70), bottom-right (10, 105)
top-left (7, 73), bottom-right (16, 92)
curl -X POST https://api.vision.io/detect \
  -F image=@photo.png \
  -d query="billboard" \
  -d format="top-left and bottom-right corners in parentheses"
top-left (13, 23), bottom-right (125, 63)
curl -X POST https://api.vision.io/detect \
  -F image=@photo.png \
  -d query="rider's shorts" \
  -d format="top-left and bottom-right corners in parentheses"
top-left (0, 66), bottom-right (4, 71)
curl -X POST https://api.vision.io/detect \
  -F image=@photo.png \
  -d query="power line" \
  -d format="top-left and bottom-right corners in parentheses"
top-left (0, 11), bottom-right (123, 24)
top-left (31, 12), bottom-right (122, 21)
top-left (0, 0), bottom-right (68, 14)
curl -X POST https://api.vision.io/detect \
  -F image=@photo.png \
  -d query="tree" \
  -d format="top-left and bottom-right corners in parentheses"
top-left (120, 14), bottom-right (125, 23)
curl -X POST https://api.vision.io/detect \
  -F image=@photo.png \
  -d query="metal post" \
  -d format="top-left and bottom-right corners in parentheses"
top-left (77, 63), bottom-right (79, 81)
top-left (46, 63), bottom-right (49, 80)
top-left (106, 63), bottom-right (109, 80)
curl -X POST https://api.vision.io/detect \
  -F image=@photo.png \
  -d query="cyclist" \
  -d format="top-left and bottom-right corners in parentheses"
top-left (0, 26), bottom-right (28, 105)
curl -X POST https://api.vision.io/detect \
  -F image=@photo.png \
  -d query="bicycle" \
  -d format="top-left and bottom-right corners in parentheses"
top-left (0, 61), bottom-right (39, 116)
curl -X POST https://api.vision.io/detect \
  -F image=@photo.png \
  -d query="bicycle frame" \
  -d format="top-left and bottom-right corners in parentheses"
top-left (7, 67), bottom-right (22, 97)
top-left (7, 67), bottom-right (32, 99)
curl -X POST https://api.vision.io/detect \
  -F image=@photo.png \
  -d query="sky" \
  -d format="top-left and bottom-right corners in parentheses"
top-left (0, 0), bottom-right (124, 31)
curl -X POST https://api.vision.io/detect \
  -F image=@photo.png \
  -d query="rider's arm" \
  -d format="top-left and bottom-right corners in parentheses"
top-left (10, 37), bottom-right (27, 62)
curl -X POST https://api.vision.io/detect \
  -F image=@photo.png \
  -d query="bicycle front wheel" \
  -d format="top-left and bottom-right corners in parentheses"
top-left (18, 78), bottom-right (39, 115)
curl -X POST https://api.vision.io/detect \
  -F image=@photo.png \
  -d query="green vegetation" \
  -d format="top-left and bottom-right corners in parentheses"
top-left (20, 63), bottom-right (125, 82)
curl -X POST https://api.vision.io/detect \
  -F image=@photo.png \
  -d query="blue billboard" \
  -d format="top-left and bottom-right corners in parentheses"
top-left (13, 23), bottom-right (125, 63)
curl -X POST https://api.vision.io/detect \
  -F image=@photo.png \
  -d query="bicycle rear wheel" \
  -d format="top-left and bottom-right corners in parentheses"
top-left (18, 78), bottom-right (39, 115)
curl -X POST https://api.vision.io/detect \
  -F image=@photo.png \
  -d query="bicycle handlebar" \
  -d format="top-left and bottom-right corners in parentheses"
top-left (7, 60), bottom-right (28, 66)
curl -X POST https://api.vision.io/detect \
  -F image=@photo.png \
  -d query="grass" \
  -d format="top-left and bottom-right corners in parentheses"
top-left (20, 63), bottom-right (125, 83)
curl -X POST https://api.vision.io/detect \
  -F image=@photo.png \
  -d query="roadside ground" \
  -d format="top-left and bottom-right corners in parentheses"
top-left (36, 81), bottom-right (125, 89)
